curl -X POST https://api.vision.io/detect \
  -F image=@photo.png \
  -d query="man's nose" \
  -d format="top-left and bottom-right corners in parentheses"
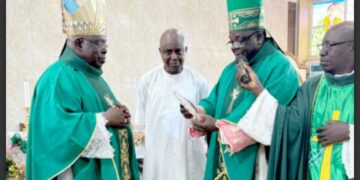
top-left (319, 47), bottom-right (327, 57)
top-left (101, 45), bottom-right (108, 54)
top-left (232, 44), bottom-right (245, 53)
top-left (170, 52), bottom-right (177, 60)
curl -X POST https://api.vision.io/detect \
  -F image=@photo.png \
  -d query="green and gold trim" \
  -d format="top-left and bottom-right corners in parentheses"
top-left (228, 7), bottom-right (264, 31)
top-left (118, 129), bottom-right (132, 180)
top-left (215, 138), bottom-right (229, 180)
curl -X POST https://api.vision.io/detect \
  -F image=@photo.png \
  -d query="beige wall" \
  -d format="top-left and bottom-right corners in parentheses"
top-left (6, 0), bottom-right (292, 132)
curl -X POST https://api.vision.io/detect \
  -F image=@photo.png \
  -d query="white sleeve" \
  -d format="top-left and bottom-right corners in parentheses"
top-left (57, 168), bottom-right (74, 180)
top-left (81, 113), bottom-right (114, 158)
top-left (237, 89), bottom-right (278, 145)
top-left (134, 78), bottom-right (147, 129)
top-left (342, 124), bottom-right (354, 179)
top-left (199, 77), bottom-right (209, 100)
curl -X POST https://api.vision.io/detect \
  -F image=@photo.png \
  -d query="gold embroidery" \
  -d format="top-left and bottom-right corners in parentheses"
top-left (228, 7), bottom-right (264, 31)
top-left (215, 142), bottom-right (229, 180)
top-left (118, 129), bottom-right (132, 180)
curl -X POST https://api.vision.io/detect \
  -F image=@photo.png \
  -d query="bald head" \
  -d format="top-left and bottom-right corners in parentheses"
top-left (326, 21), bottom-right (354, 42)
top-left (159, 28), bottom-right (187, 74)
top-left (160, 28), bottom-right (185, 48)
top-left (320, 21), bottom-right (354, 75)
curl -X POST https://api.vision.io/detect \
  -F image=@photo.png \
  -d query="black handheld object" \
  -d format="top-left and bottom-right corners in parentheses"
top-left (236, 55), bottom-right (250, 84)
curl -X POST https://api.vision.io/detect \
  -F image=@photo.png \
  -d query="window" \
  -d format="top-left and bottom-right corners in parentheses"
top-left (310, 0), bottom-right (353, 56)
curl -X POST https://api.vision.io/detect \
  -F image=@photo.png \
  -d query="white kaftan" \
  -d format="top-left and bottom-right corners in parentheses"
top-left (135, 66), bottom-right (209, 180)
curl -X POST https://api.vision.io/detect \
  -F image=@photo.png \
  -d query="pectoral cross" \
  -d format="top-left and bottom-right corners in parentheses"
top-left (104, 94), bottom-right (115, 107)
top-left (226, 86), bottom-right (241, 114)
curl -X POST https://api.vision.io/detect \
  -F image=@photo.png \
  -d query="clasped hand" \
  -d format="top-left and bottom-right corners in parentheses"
top-left (102, 104), bottom-right (131, 127)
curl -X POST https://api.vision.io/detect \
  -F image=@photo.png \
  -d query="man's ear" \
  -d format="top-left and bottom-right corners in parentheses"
top-left (184, 46), bottom-right (188, 53)
top-left (74, 38), bottom-right (83, 51)
top-left (255, 31), bottom-right (265, 45)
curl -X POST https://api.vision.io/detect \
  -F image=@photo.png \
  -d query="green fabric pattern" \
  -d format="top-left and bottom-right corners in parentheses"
top-left (227, 0), bottom-right (264, 31)
top-left (26, 47), bottom-right (139, 180)
top-left (199, 39), bottom-right (299, 180)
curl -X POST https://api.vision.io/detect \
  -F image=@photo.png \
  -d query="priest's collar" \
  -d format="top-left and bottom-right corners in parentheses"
top-left (324, 70), bottom-right (354, 86)
top-left (60, 47), bottom-right (103, 77)
top-left (247, 38), bottom-right (277, 65)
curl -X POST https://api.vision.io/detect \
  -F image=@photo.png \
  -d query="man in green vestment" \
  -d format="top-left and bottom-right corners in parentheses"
top-left (236, 21), bottom-right (354, 180)
top-left (25, 0), bottom-right (140, 179)
top-left (180, 0), bottom-right (299, 179)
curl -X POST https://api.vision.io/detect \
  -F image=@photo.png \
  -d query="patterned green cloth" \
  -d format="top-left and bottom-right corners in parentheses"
top-left (227, 0), bottom-right (264, 31)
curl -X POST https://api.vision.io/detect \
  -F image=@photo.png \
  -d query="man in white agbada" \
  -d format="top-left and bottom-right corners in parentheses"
top-left (135, 28), bottom-right (209, 180)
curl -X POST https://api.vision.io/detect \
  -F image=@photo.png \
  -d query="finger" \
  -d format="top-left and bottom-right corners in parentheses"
top-left (123, 119), bottom-right (130, 125)
top-left (192, 118), bottom-right (205, 126)
top-left (316, 126), bottom-right (327, 133)
top-left (242, 64), bottom-right (253, 73)
top-left (242, 64), bottom-right (259, 83)
top-left (318, 135), bottom-right (328, 143)
top-left (236, 67), bottom-right (247, 77)
top-left (317, 132), bottom-right (327, 139)
top-left (321, 139), bottom-right (332, 146)
top-left (193, 124), bottom-right (206, 131)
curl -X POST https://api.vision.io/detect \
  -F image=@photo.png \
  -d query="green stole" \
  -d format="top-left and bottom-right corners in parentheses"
top-left (267, 72), bottom-right (353, 180)
top-left (199, 39), bottom-right (299, 180)
top-left (26, 48), bottom-right (139, 180)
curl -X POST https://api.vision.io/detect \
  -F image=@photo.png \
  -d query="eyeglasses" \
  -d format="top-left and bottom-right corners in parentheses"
top-left (317, 40), bottom-right (353, 52)
top-left (227, 31), bottom-right (258, 48)
top-left (83, 39), bottom-right (107, 48)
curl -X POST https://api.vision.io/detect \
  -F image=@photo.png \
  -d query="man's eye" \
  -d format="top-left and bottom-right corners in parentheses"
top-left (96, 40), bottom-right (106, 45)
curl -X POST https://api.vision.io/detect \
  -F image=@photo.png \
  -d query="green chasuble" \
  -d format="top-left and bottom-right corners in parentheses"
top-left (267, 72), bottom-right (354, 180)
top-left (199, 39), bottom-right (299, 180)
top-left (26, 48), bottom-right (140, 180)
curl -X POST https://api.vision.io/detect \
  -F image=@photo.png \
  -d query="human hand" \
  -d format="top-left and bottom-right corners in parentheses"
top-left (316, 121), bottom-right (350, 146)
top-left (190, 107), bottom-right (217, 132)
top-left (236, 64), bottom-right (264, 96)
top-left (102, 104), bottom-right (131, 127)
